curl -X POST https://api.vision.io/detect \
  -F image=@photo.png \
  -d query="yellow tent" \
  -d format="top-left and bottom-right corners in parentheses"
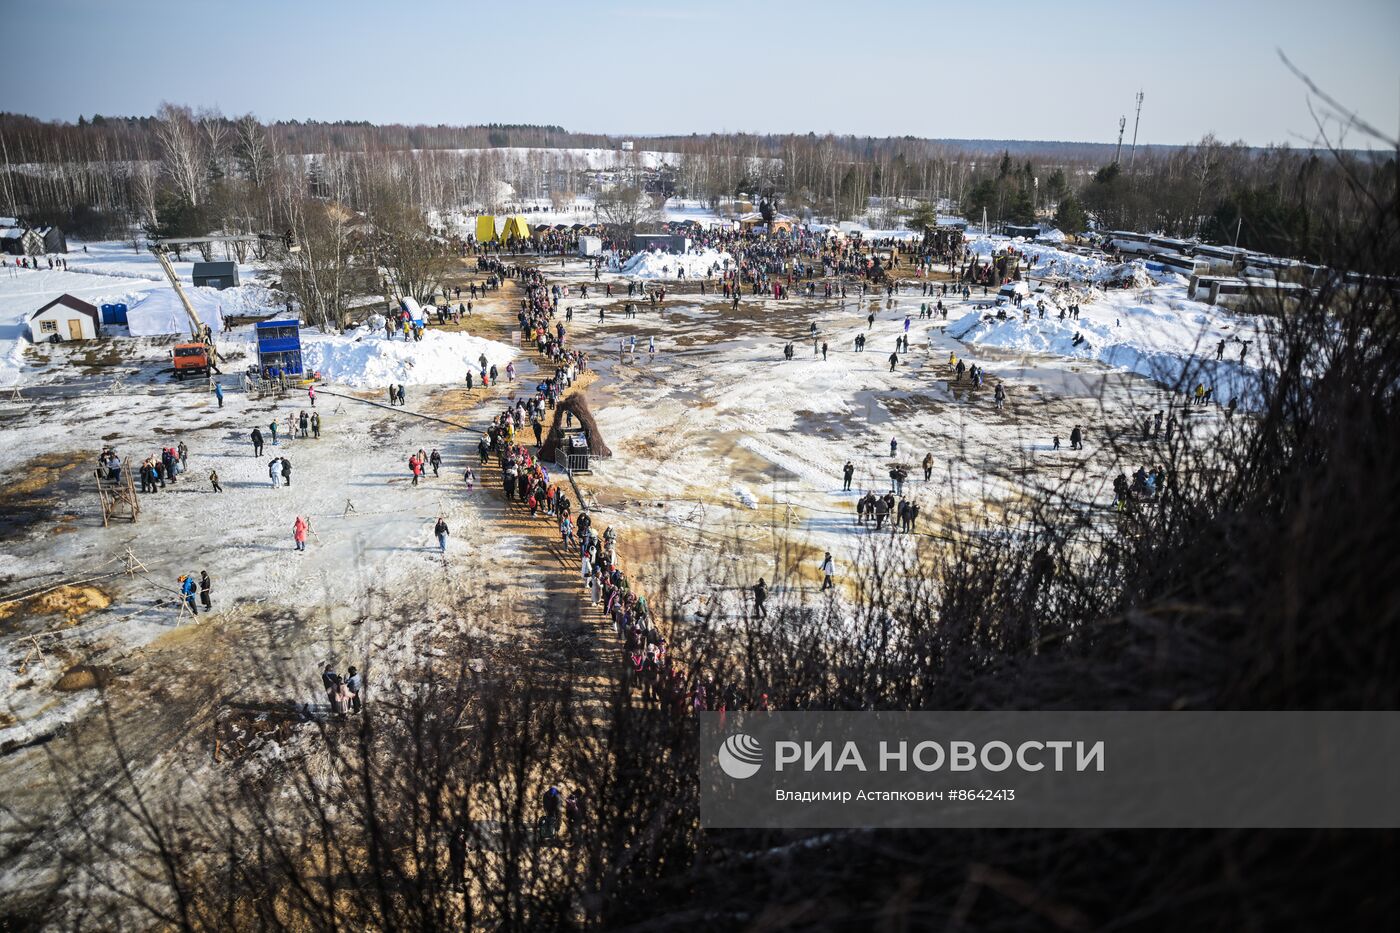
top-left (475, 215), bottom-right (497, 242)
top-left (500, 215), bottom-right (530, 241)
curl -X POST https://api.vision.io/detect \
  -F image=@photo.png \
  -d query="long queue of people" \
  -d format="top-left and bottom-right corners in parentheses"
top-left (486, 418), bottom-right (736, 718)
top-left (488, 272), bottom-right (771, 722)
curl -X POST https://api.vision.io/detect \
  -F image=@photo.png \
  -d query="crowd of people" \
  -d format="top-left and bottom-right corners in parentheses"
top-left (320, 664), bottom-right (363, 717)
top-left (107, 441), bottom-right (193, 494)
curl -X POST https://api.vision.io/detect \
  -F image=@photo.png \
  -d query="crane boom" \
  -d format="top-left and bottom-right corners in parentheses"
top-left (149, 246), bottom-right (205, 336)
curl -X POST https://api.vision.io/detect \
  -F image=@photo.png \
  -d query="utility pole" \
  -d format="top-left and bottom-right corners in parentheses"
top-left (1128, 91), bottom-right (1145, 170)
top-left (1115, 116), bottom-right (1126, 164)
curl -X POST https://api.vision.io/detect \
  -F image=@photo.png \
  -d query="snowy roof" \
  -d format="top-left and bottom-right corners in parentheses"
top-left (0, 228), bottom-right (22, 240)
top-left (0, 217), bottom-right (17, 228)
top-left (31, 293), bottom-right (99, 323)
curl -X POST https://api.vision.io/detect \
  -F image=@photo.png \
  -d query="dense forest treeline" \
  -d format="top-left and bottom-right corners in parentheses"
top-left (1, 108), bottom-right (1394, 264)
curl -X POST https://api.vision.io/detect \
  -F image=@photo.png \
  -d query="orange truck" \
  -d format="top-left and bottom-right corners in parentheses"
top-left (172, 342), bottom-right (212, 379)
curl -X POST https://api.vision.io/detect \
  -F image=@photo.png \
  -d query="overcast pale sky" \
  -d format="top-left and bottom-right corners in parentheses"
top-left (3, 0), bottom-right (1396, 147)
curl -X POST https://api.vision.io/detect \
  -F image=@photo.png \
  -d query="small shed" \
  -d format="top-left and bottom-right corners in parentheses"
top-left (19, 226), bottom-right (66, 255)
top-left (1003, 223), bottom-right (1041, 240)
top-left (192, 261), bottom-right (239, 290)
top-left (578, 235), bottom-right (603, 258)
top-left (1, 226), bottom-right (25, 255)
top-left (29, 294), bottom-right (100, 342)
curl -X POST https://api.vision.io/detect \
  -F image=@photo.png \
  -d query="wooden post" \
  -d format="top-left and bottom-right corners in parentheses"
top-left (97, 471), bottom-right (111, 528)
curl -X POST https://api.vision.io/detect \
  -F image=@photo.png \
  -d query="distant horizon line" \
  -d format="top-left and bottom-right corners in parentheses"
top-left (0, 110), bottom-right (1352, 151)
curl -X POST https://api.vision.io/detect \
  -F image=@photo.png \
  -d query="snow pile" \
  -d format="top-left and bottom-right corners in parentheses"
top-left (836, 220), bottom-right (920, 240)
top-left (966, 234), bottom-right (1109, 282)
top-left (617, 248), bottom-right (732, 280)
top-left (662, 198), bottom-right (727, 226)
top-left (1091, 261), bottom-right (1155, 289)
top-left (947, 286), bottom-right (1269, 403)
top-left (292, 324), bottom-right (516, 389)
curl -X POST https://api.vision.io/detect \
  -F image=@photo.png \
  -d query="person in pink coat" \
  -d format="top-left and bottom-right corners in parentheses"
top-left (293, 515), bottom-right (308, 551)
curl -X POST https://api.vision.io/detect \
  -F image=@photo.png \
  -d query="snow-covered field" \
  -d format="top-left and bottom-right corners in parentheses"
top-left (504, 256), bottom-right (1247, 612)
top-left (64, 238), bottom-right (263, 284)
top-left (0, 266), bottom-right (162, 385)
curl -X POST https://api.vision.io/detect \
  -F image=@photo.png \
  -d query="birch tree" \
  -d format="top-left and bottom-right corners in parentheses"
top-left (154, 103), bottom-right (206, 208)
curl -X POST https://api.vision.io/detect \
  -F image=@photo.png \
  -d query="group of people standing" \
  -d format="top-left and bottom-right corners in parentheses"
top-left (135, 443), bottom-right (189, 493)
top-left (855, 490), bottom-right (922, 533)
top-left (321, 664), bottom-right (363, 717)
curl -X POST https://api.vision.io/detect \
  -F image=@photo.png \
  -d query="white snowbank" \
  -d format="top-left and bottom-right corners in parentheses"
top-left (616, 248), bottom-right (732, 280)
top-left (965, 234), bottom-right (1110, 283)
top-left (291, 324), bottom-right (517, 389)
top-left (947, 285), bottom-right (1269, 403)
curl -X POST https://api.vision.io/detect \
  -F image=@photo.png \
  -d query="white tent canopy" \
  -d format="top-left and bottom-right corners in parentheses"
top-left (125, 287), bottom-right (228, 337)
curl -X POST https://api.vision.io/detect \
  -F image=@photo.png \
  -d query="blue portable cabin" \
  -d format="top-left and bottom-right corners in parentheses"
top-left (100, 302), bottom-right (128, 325)
top-left (254, 320), bottom-right (304, 377)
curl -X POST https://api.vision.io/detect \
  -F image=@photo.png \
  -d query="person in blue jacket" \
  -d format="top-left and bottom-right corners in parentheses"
top-left (179, 574), bottom-right (198, 615)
